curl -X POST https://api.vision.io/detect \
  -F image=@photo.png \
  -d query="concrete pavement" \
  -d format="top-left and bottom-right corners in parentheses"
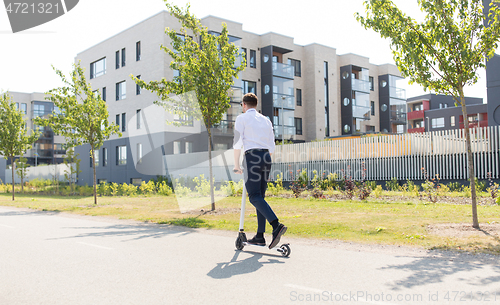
top-left (1, 206), bottom-right (499, 305)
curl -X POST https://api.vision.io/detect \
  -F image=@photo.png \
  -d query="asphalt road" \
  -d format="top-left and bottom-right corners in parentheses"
top-left (1, 206), bottom-right (499, 305)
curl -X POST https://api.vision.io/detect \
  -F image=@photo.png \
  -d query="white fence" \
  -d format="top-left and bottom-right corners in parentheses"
top-left (164, 126), bottom-right (500, 182)
top-left (272, 126), bottom-right (500, 181)
top-left (4, 164), bottom-right (71, 184)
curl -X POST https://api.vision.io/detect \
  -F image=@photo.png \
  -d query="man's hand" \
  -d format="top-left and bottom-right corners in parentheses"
top-left (233, 167), bottom-right (243, 175)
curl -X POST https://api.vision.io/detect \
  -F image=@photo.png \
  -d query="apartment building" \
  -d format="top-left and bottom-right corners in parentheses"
top-left (4, 91), bottom-right (66, 167)
top-left (74, 11), bottom-right (405, 185)
top-left (407, 94), bottom-right (487, 133)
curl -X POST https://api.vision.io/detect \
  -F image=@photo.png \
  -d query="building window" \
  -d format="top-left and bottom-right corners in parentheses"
top-left (371, 101), bottom-right (375, 116)
top-left (115, 114), bottom-right (120, 129)
top-left (242, 80), bottom-right (257, 94)
top-left (116, 146), bottom-right (127, 166)
top-left (136, 41), bottom-right (141, 61)
top-left (287, 58), bottom-right (301, 77)
top-left (136, 109), bottom-right (141, 129)
top-left (296, 89), bottom-right (302, 106)
top-left (121, 48), bottom-right (126, 67)
top-left (116, 81), bottom-right (126, 100)
top-left (20, 103), bottom-right (27, 114)
top-left (33, 104), bottom-right (44, 117)
top-left (90, 57), bottom-right (106, 79)
top-left (294, 117), bottom-right (302, 135)
top-left (242, 48), bottom-right (247, 66)
top-left (369, 76), bottom-right (374, 91)
top-left (366, 125), bottom-right (375, 132)
top-left (121, 113), bottom-right (126, 132)
top-left (431, 117), bottom-right (445, 128)
top-left (137, 143), bottom-right (143, 165)
top-left (115, 51), bottom-right (120, 69)
top-left (102, 147), bottom-right (107, 167)
top-left (136, 75), bottom-right (141, 95)
top-left (173, 141), bottom-right (181, 154)
top-left (451, 116), bottom-right (455, 127)
top-left (185, 142), bottom-right (193, 153)
top-left (250, 49), bottom-right (256, 68)
top-left (94, 149), bottom-right (99, 168)
top-left (102, 87), bottom-right (106, 102)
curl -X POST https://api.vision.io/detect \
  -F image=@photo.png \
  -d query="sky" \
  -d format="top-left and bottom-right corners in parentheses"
top-left (0, 0), bottom-right (490, 102)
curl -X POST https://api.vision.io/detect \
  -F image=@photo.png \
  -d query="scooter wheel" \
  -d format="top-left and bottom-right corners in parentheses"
top-left (235, 237), bottom-right (244, 250)
top-left (280, 244), bottom-right (291, 257)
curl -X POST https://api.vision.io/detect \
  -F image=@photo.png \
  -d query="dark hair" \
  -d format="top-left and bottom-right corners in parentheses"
top-left (243, 93), bottom-right (258, 107)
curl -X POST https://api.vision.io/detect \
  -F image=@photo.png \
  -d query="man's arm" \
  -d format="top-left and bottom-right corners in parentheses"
top-left (233, 149), bottom-right (242, 174)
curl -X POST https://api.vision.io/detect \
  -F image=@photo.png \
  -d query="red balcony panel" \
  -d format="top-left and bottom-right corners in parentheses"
top-left (407, 110), bottom-right (425, 120)
top-left (459, 120), bottom-right (488, 129)
top-left (422, 100), bottom-right (430, 111)
top-left (408, 127), bottom-right (425, 133)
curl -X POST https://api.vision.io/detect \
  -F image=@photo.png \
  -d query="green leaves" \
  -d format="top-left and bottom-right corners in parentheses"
top-left (132, 2), bottom-right (246, 129)
top-left (0, 92), bottom-right (39, 160)
top-left (37, 62), bottom-right (121, 150)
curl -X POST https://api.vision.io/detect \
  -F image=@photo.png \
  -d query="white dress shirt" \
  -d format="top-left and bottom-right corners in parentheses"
top-left (233, 108), bottom-right (276, 153)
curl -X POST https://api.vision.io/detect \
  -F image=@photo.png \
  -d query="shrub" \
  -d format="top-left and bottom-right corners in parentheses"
top-left (289, 169), bottom-right (307, 198)
top-left (98, 182), bottom-right (110, 197)
top-left (341, 167), bottom-right (356, 200)
top-left (385, 177), bottom-right (399, 191)
top-left (174, 185), bottom-right (190, 197)
top-left (139, 181), bottom-right (156, 196)
top-left (365, 181), bottom-right (377, 191)
top-left (193, 174), bottom-right (210, 197)
top-left (311, 170), bottom-right (325, 199)
top-left (447, 182), bottom-right (462, 192)
top-left (373, 185), bottom-right (383, 198)
top-left (110, 183), bottom-right (120, 196)
top-left (438, 184), bottom-right (450, 196)
top-left (487, 173), bottom-right (499, 203)
top-left (496, 196), bottom-right (500, 205)
top-left (462, 186), bottom-right (472, 197)
top-left (356, 162), bottom-right (371, 200)
top-left (123, 183), bottom-right (137, 197)
top-left (421, 168), bottom-right (440, 203)
top-left (157, 181), bottom-right (173, 196)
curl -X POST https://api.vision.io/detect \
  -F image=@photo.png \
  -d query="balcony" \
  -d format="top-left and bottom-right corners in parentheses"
top-left (459, 120), bottom-right (488, 129)
top-left (272, 62), bottom-right (295, 79)
top-left (273, 93), bottom-right (295, 110)
top-left (408, 127), bottom-right (425, 134)
top-left (352, 78), bottom-right (370, 93)
top-left (390, 86), bottom-right (406, 100)
top-left (352, 105), bottom-right (371, 120)
top-left (407, 110), bottom-right (425, 121)
top-left (274, 125), bottom-right (296, 139)
top-left (391, 111), bottom-right (407, 124)
top-left (212, 120), bottom-right (235, 135)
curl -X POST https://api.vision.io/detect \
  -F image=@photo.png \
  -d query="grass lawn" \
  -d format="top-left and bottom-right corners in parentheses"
top-left (1, 192), bottom-right (499, 254)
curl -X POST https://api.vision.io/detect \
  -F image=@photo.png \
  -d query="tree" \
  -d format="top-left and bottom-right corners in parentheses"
top-left (63, 148), bottom-right (81, 195)
top-left (356, 0), bottom-right (500, 228)
top-left (0, 92), bottom-right (39, 200)
top-left (15, 156), bottom-right (29, 193)
top-left (132, 2), bottom-right (245, 211)
top-left (36, 63), bottom-right (121, 204)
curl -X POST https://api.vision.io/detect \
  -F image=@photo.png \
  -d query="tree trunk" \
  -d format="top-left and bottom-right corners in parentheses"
top-left (11, 157), bottom-right (14, 201)
top-left (92, 146), bottom-right (97, 205)
top-left (21, 175), bottom-right (24, 193)
top-left (460, 93), bottom-right (479, 229)
top-left (207, 128), bottom-right (215, 211)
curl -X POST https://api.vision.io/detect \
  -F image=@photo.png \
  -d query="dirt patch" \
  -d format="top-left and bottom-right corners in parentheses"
top-left (184, 207), bottom-right (240, 216)
top-left (427, 223), bottom-right (500, 238)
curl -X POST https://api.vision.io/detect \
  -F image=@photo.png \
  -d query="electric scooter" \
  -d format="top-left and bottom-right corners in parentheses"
top-left (235, 184), bottom-right (291, 257)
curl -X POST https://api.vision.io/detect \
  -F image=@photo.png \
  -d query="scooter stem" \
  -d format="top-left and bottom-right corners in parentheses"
top-left (238, 185), bottom-right (246, 231)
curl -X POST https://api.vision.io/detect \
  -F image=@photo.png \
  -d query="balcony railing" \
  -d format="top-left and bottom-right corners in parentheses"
top-left (407, 110), bottom-right (424, 121)
top-left (460, 120), bottom-right (488, 129)
top-left (352, 78), bottom-right (370, 93)
top-left (273, 93), bottom-right (295, 110)
top-left (390, 86), bottom-right (406, 99)
top-left (352, 105), bottom-right (371, 119)
top-left (272, 62), bottom-right (295, 79)
top-left (212, 120), bottom-right (235, 135)
top-left (274, 125), bottom-right (296, 139)
top-left (408, 127), bottom-right (426, 134)
top-left (391, 111), bottom-right (407, 124)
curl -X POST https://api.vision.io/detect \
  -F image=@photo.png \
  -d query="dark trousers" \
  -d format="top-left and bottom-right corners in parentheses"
top-left (244, 149), bottom-right (277, 233)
